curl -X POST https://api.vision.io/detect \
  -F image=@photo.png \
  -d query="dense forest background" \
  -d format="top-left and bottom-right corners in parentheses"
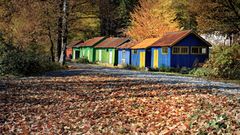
top-left (0, 0), bottom-right (239, 77)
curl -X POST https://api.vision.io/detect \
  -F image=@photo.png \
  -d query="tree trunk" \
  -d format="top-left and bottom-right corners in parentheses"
top-left (57, 17), bottom-right (62, 61)
top-left (59, 0), bottom-right (68, 65)
top-left (47, 26), bottom-right (55, 62)
top-left (57, 0), bottom-right (63, 62)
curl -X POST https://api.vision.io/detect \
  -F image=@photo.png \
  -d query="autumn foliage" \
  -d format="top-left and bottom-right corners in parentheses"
top-left (189, 0), bottom-right (240, 44)
top-left (126, 0), bottom-right (179, 41)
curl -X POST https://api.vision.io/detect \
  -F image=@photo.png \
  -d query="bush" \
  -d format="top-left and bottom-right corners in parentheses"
top-left (76, 57), bottom-right (90, 64)
top-left (159, 66), bottom-right (167, 72)
top-left (191, 45), bottom-right (240, 79)
top-left (190, 68), bottom-right (214, 77)
top-left (149, 68), bottom-right (158, 72)
top-left (157, 66), bottom-right (171, 72)
top-left (122, 64), bottom-right (139, 70)
top-left (205, 45), bottom-right (240, 79)
top-left (150, 66), bottom-right (188, 73)
top-left (180, 67), bottom-right (191, 74)
top-left (169, 67), bottom-right (181, 73)
top-left (0, 41), bottom-right (62, 76)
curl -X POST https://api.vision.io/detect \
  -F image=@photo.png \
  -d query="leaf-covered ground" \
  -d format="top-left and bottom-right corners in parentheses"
top-left (0, 65), bottom-right (240, 134)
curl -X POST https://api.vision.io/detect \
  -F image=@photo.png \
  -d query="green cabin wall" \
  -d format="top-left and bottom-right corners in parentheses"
top-left (78, 37), bottom-right (106, 62)
top-left (79, 47), bottom-right (95, 62)
top-left (95, 48), bottom-right (118, 65)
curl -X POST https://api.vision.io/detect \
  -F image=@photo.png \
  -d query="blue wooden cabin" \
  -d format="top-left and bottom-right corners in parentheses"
top-left (150, 30), bottom-right (212, 68)
top-left (131, 38), bottom-right (160, 68)
top-left (117, 42), bottom-right (136, 66)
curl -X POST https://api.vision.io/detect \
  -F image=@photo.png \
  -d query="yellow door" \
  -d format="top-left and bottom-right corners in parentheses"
top-left (153, 49), bottom-right (158, 68)
top-left (140, 52), bottom-right (145, 68)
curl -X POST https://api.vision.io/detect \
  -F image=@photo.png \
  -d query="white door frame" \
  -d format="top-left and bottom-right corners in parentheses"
top-left (99, 50), bottom-right (102, 61)
top-left (109, 50), bottom-right (112, 64)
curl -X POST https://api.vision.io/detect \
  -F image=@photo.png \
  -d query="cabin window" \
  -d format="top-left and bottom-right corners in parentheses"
top-left (191, 47), bottom-right (207, 54)
top-left (181, 47), bottom-right (188, 54)
top-left (201, 48), bottom-right (207, 54)
top-left (106, 49), bottom-right (109, 52)
top-left (172, 47), bottom-right (189, 54)
top-left (172, 47), bottom-right (180, 54)
top-left (162, 47), bottom-right (168, 54)
top-left (192, 47), bottom-right (199, 54)
top-left (132, 50), bottom-right (137, 54)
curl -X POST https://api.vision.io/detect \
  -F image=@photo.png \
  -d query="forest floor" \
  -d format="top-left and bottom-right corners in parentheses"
top-left (0, 63), bottom-right (240, 134)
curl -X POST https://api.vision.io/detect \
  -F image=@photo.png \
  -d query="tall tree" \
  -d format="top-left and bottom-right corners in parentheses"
top-left (0, 0), bottom-right (43, 47)
top-left (0, 0), bottom-right (100, 64)
top-left (40, 0), bottom-right (59, 62)
top-left (58, 0), bottom-right (68, 65)
top-left (98, 0), bottom-right (138, 36)
top-left (172, 0), bottom-right (197, 30)
top-left (126, 0), bottom-right (179, 41)
top-left (189, 0), bottom-right (240, 44)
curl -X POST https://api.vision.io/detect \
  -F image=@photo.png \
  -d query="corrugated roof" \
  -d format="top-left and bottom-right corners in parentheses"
top-left (151, 30), bottom-right (212, 47)
top-left (95, 37), bottom-right (130, 48)
top-left (68, 40), bottom-right (83, 48)
top-left (131, 38), bottom-right (160, 49)
top-left (80, 37), bottom-right (106, 47)
top-left (117, 41), bottom-right (137, 49)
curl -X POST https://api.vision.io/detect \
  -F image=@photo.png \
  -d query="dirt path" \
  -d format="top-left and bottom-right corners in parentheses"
top-left (45, 63), bottom-right (240, 94)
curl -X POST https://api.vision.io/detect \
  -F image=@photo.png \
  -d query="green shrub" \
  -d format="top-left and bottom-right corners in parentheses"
top-left (76, 57), bottom-right (90, 64)
top-left (169, 67), bottom-right (181, 73)
top-left (190, 45), bottom-right (240, 79)
top-left (180, 67), bottom-right (191, 74)
top-left (0, 41), bottom-right (62, 76)
top-left (149, 67), bottom-right (159, 72)
top-left (165, 67), bottom-right (172, 72)
top-left (150, 66), bottom-right (184, 73)
top-left (159, 66), bottom-right (167, 72)
top-left (158, 66), bottom-right (172, 72)
top-left (204, 45), bottom-right (240, 79)
top-left (190, 68), bottom-right (214, 77)
top-left (122, 64), bottom-right (139, 70)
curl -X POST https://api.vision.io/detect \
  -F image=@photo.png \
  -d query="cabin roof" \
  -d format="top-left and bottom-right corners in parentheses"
top-left (95, 37), bottom-right (130, 48)
top-left (79, 37), bottom-right (105, 47)
top-left (117, 41), bottom-right (137, 49)
top-left (151, 30), bottom-right (212, 47)
top-left (131, 38), bottom-right (160, 49)
top-left (68, 40), bottom-right (83, 48)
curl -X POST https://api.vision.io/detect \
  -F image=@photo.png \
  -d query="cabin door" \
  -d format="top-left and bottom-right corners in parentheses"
top-left (140, 52), bottom-right (145, 68)
top-left (82, 50), bottom-right (85, 58)
top-left (75, 50), bottom-right (80, 59)
top-left (109, 50), bottom-right (113, 64)
top-left (88, 50), bottom-right (90, 59)
top-left (153, 49), bottom-right (158, 68)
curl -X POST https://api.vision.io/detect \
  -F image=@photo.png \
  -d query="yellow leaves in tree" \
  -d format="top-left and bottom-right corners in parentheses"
top-left (126, 0), bottom-right (179, 41)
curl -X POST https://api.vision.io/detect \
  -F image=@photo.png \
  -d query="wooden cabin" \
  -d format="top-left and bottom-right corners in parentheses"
top-left (95, 37), bottom-right (130, 66)
top-left (117, 41), bottom-right (136, 66)
top-left (131, 38), bottom-right (160, 68)
top-left (150, 30), bottom-right (212, 68)
top-left (78, 37), bottom-right (106, 62)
